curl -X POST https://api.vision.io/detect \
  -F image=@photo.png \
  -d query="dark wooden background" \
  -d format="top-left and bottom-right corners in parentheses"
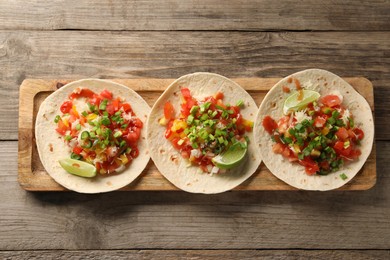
top-left (1, 1), bottom-right (389, 259)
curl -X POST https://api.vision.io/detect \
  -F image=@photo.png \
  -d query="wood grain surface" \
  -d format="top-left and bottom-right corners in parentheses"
top-left (18, 77), bottom-right (376, 191)
top-left (2, 140), bottom-right (390, 249)
top-left (1, 0), bottom-right (390, 257)
top-left (0, 0), bottom-right (389, 31)
top-left (1, 31), bottom-right (389, 140)
top-left (0, 250), bottom-right (389, 260)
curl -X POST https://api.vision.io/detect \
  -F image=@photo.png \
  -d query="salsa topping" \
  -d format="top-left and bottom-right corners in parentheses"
top-left (160, 87), bottom-right (252, 174)
top-left (263, 86), bottom-right (364, 176)
top-left (55, 87), bottom-right (143, 175)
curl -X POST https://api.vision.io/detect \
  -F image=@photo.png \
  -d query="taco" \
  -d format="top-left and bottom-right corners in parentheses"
top-left (254, 69), bottom-right (374, 190)
top-left (146, 72), bottom-right (261, 194)
top-left (35, 79), bottom-right (150, 193)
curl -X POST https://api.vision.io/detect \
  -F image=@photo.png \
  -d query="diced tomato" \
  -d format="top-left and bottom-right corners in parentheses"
top-left (89, 95), bottom-right (102, 107)
top-left (164, 102), bottom-right (175, 120)
top-left (69, 88), bottom-right (95, 99)
top-left (321, 95), bottom-right (341, 108)
top-left (214, 92), bottom-right (224, 100)
top-left (73, 146), bottom-right (83, 155)
top-left (121, 103), bottom-right (132, 113)
top-left (79, 116), bottom-right (86, 126)
top-left (263, 116), bottom-right (278, 135)
top-left (125, 130), bottom-right (140, 145)
top-left (314, 115), bottom-right (327, 128)
top-left (100, 89), bottom-right (113, 100)
top-left (277, 116), bottom-right (290, 133)
top-left (349, 149), bottom-right (362, 159)
top-left (130, 147), bottom-right (139, 158)
top-left (171, 137), bottom-right (184, 150)
top-left (131, 118), bottom-right (143, 128)
top-left (112, 98), bottom-right (120, 111)
top-left (272, 143), bottom-right (285, 154)
top-left (299, 157), bottom-right (319, 175)
top-left (353, 128), bottom-right (364, 140)
top-left (336, 127), bottom-right (349, 141)
top-left (334, 141), bottom-right (352, 157)
top-left (56, 120), bottom-right (68, 135)
top-left (60, 101), bottom-right (73, 113)
top-left (106, 104), bottom-right (115, 115)
top-left (181, 88), bottom-right (192, 100)
top-left (319, 161), bottom-right (330, 171)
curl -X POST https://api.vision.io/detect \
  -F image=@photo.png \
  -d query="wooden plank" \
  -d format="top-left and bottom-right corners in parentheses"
top-left (2, 140), bottom-right (390, 249)
top-left (18, 78), bottom-right (376, 191)
top-left (1, 31), bottom-right (389, 140)
top-left (0, 1), bottom-right (389, 31)
top-left (0, 250), bottom-right (389, 259)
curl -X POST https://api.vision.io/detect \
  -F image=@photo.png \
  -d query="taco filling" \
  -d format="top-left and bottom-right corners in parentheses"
top-left (159, 87), bottom-right (253, 174)
top-left (262, 84), bottom-right (364, 176)
top-left (54, 87), bottom-right (143, 175)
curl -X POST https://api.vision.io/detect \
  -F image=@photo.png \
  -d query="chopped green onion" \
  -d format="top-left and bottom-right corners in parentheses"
top-left (191, 143), bottom-right (199, 149)
top-left (236, 100), bottom-right (244, 107)
top-left (70, 153), bottom-right (82, 160)
top-left (340, 173), bottom-right (348, 180)
top-left (218, 136), bottom-right (225, 144)
top-left (75, 124), bottom-right (81, 131)
top-left (298, 153), bottom-right (304, 160)
top-left (190, 106), bottom-right (199, 115)
top-left (200, 114), bottom-right (209, 121)
top-left (89, 132), bottom-right (96, 138)
top-left (87, 103), bottom-right (96, 112)
top-left (344, 141), bottom-right (350, 148)
top-left (115, 111), bottom-right (122, 116)
top-left (126, 147), bottom-right (132, 154)
top-left (99, 99), bottom-right (108, 110)
top-left (323, 107), bottom-right (332, 114)
top-left (64, 135), bottom-right (72, 141)
top-left (96, 128), bottom-right (102, 136)
top-left (81, 111), bottom-right (88, 117)
top-left (114, 131), bottom-right (122, 138)
top-left (81, 131), bottom-right (90, 140)
top-left (187, 115), bottom-right (194, 125)
top-left (284, 137), bottom-right (293, 144)
top-left (101, 116), bottom-right (111, 126)
top-left (327, 117), bottom-right (336, 125)
top-left (332, 110), bottom-right (340, 118)
top-left (120, 140), bottom-right (127, 148)
top-left (54, 115), bottom-right (60, 123)
top-left (211, 111), bottom-right (218, 118)
top-left (121, 123), bottom-right (128, 129)
top-left (209, 134), bottom-right (215, 141)
top-left (348, 117), bottom-right (354, 128)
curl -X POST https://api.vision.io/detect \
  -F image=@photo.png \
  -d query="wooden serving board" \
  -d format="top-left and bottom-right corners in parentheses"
top-left (18, 78), bottom-right (376, 191)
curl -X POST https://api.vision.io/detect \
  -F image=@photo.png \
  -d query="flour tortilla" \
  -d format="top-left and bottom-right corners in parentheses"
top-left (254, 69), bottom-right (374, 190)
top-left (35, 79), bottom-right (151, 193)
top-left (146, 73), bottom-right (261, 194)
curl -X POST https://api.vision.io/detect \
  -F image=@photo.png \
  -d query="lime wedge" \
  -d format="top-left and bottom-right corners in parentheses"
top-left (59, 158), bottom-right (97, 178)
top-left (212, 141), bottom-right (247, 170)
top-left (283, 89), bottom-right (320, 115)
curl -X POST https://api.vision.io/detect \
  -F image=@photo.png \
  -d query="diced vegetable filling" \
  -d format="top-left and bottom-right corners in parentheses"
top-left (263, 92), bottom-right (364, 176)
top-left (55, 87), bottom-right (143, 175)
top-left (161, 88), bottom-right (252, 173)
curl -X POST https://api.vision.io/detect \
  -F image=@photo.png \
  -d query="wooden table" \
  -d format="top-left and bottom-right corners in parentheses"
top-left (1, 1), bottom-right (389, 259)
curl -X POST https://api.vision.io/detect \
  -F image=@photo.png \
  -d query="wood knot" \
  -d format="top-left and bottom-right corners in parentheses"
top-left (56, 82), bottom-right (65, 89)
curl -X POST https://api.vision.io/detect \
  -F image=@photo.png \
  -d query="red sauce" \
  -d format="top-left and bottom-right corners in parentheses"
top-left (294, 78), bottom-right (302, 90)
top-left (282, 86), bottom-right (290, 93)
top-left (262, 116), bottom-right (278, 135)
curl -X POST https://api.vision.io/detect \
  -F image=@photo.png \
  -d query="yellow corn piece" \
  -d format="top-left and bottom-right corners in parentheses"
top-left (63, 118), bottom-right (69, 127)
top-left (293, 144), bottom-right (301, 153)
top-left (87, 113), bottom-right (97, 120)
top-left (120, 154), bottom-right (129, 164)
top-left (159, 117), bottom-right (168, 126)
top-left (114, 158), bottom-right (122, 166)
top-left (72, 105), bottom-right (79, 118)
top-left (322, 127), bottom-right (330, 135)
top-left (243, 119), bottom-right (254, 128)
top-left (171, 119), bottom-right (187, 132)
